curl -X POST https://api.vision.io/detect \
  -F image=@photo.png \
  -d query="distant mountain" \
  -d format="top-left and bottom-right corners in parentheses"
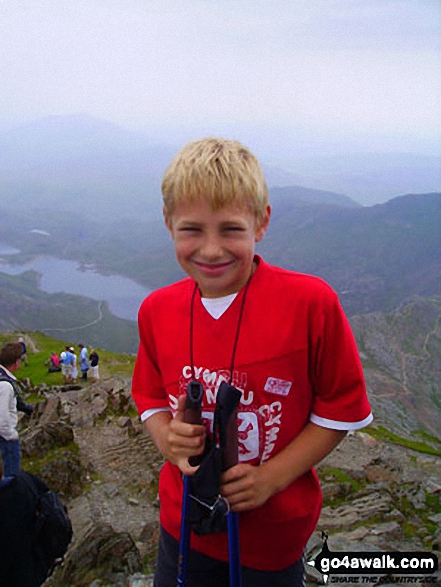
top-left (259, 192), bottom-right (441, 315)
top-left (268, 185), bottom-right (360, 217)
top-left (351, 295), bottom-right (441, 440)
top-left (261, 165), bottom-right (304, 188)
top-left (280, 151), bottom-right (441, 206)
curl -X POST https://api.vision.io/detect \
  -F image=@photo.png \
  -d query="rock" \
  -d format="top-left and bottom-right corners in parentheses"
top-left (108, 386), bottom-right (133, 414)
top-left (39, 396), bottom-right (62, 424)
top-left (104, 484), bottom-right (120, 498)
top-left (127, 574), bottom-right (154, 587)
top-left (139, 521), bottom-right (158, 544)
top-left (91, 393), bottom-right (108, 419)
top-left (21, 422), bottom-right (74, 458)
top-left (117, 417), bottom-right (134, 429)
top-left (425, 477), bottom-right (441, 494)
top-left (38, 452), bottom-right (86, 497)
top-left (48, 523), bottom-right (143, 586)
top-left (365, 456), bottom-right (402, 483)
top-left (319, 491), bottom-right (393, 530)
top-left (321, 481), bottom-right (352, 502)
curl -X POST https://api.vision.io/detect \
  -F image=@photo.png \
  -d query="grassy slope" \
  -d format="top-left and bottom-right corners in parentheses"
top-left (0, 331), bottom-right (135, 386)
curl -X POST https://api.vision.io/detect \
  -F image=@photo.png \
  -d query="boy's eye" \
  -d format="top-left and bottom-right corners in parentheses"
top-left (179, 226), bottom-right (201, 232)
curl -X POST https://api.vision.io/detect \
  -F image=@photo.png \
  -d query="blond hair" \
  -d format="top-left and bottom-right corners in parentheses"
top-left (162, 138), bottom-right (268, 223)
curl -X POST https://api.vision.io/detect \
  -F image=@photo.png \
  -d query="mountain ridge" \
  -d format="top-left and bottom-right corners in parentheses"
top-left (1, 193), bottom-right (439, 320)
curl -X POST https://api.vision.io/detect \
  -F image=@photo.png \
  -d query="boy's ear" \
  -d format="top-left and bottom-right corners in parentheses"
top-left (255, 205), bottom-right (271, 243)
top-left (163, 206), bottom-right (174, 236)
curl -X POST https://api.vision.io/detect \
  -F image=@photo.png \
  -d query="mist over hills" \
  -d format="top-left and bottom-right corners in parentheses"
top-left (0, 114), bottom-right (439, 216)
top-left (0, 115), bottom-right (440, 432)
top-left (284, 151), bottom-right (441, 205)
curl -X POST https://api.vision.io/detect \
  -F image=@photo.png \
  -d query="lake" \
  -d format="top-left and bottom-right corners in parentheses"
top-left (0, 251), bottom-right (151, 321)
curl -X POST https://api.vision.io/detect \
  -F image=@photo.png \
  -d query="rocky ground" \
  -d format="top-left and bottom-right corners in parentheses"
top-left (16, 377), bottom-right (440, 587)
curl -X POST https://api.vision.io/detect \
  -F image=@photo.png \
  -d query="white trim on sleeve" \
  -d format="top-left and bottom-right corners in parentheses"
top-left (310, 412), bottom-right (373, 431)
top-left (141, 407), bottom-right (171, 422)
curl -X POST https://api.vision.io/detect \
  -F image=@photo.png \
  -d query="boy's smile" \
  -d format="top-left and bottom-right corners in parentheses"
top-left (165, 199), bottom-right (270, 298)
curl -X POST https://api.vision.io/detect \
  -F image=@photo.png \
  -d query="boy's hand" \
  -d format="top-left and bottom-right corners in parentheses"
top-left (165, 395), bottom-right (206, 475)
top-left (220, 423), bottom-right (347, 512)
top-left (220, 463), bottom-right (273, 512)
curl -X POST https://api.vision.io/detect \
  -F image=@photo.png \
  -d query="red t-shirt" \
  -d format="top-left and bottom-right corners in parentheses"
top-left (132, 256), bottom-right (372, 570)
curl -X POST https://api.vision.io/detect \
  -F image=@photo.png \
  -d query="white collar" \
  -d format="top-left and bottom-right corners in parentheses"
top-left (201, 293), bottom-right (238, 319)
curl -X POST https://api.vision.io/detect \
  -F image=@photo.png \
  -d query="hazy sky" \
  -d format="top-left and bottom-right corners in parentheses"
top-left (0, 0), bottom-right (440, 155)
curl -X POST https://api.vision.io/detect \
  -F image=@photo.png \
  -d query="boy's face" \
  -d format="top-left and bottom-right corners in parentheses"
top-left (165, 198), bottom-right (270, 298)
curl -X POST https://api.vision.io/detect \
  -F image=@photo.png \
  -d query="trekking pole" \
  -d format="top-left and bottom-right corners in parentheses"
top-left (177, 381), bottom-right (204, 587)
top-left (217, 381), bottom-right (243, 587)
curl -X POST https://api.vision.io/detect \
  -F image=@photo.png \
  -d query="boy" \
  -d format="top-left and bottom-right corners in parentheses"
top-left (132, 138), bottom-right (373, 586)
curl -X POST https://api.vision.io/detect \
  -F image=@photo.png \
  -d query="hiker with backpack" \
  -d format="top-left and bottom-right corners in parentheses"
top-left (131, 138), bottom-right (373, 586)
top-left (0, 342), bottom-right (25, 477)
top-left (0, 458), bottom-right (73, 586)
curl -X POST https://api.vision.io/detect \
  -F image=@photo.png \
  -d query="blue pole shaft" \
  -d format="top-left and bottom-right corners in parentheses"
top-left (177, 475), bottom-right (191, 587)
top-left (227, 511), bottom-right (242, 587)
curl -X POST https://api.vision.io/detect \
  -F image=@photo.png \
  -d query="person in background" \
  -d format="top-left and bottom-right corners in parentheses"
top-left (46, 352), bottom-right (61, 373)
top-left (89, 349), bottom-right (100, 381)
top-left (0, 343), bottom-right (23, 477)
top-left (17, 336), bottom-right (28, 366)
top-left (70, 347), bottom-right (78, 383)
top-left (0, 458), bottom-right (49, 586)
top-left (78, 344), bottom-right (89, 381)
top-left (60, 347), bottom-right (74, 384)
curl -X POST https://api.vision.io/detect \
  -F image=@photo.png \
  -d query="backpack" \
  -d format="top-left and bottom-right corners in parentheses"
top-left (21, 473), bottom-right (73, 576)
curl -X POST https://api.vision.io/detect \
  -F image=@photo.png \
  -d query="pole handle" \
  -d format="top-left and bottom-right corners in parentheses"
top-left (184, 380), bottom-right (204, 466)
top-left (216, 381), bottom-right (242, 471)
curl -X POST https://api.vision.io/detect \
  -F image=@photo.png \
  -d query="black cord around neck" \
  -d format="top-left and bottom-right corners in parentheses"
top-left (189, 284), bottom-right (198, 380)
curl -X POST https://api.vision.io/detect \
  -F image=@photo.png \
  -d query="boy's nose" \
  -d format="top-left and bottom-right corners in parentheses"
top-left (200, 234), bottom-right (223, 260)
